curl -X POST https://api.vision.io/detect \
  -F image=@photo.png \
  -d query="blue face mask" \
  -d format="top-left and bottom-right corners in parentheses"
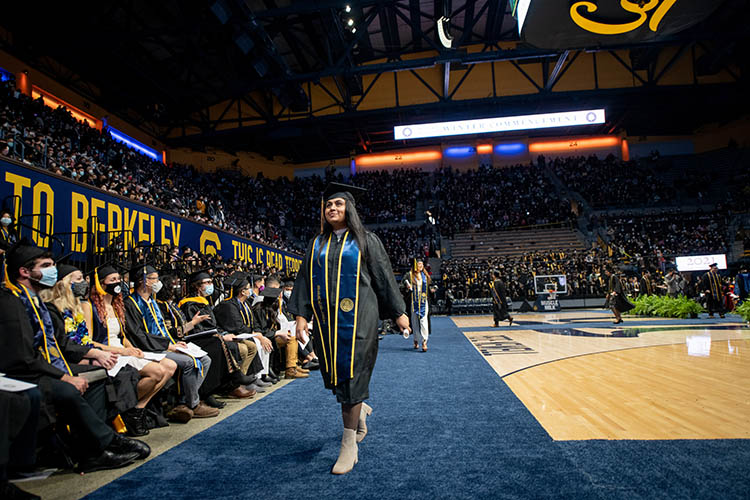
top-left (204, 284), bottom-right (214, 296)
top-left (36, 266), bottom-right (58, 287)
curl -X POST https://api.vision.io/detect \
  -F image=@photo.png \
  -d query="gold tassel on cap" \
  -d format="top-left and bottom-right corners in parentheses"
top-left (94, 267), bottom-right (106, 296)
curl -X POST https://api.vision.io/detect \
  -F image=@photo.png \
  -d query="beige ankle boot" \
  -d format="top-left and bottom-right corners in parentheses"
top-left (357, 403), bottom-right (372, 443)
top-left (331, 428), bottom-right (358, 474)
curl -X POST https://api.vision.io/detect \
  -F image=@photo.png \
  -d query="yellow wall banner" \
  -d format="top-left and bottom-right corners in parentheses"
top-left (0, 158), bottom-right (302, 273)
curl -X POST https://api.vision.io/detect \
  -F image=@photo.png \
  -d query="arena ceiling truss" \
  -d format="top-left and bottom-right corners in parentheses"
top-left (0, 0), bottom-right (748, 163)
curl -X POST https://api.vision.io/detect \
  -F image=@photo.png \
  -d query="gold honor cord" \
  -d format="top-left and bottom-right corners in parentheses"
top-left (324, 234), bottom-right (333, 377)
top-left (15, 284), bottom-right (73, 376)
top-left (570, 0), bottom-right (677, 35)
top-left (350, 250), bottom-right (361, 378)
top-left (309, 236), bottom-right (329, 373)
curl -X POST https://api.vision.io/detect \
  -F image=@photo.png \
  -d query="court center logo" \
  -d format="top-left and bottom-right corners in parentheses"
top-left (199, 229), bottom-right (222, 256)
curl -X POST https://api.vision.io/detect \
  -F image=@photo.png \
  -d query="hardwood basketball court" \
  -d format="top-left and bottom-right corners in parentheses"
top-left (451, 311), bottom-right (750, 441)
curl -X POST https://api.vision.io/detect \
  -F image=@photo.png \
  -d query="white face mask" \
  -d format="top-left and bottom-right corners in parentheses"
top-left (283, 290), bottom-right (291, 299)
top-left (0, 217), bottom-right (11, 226)
top-left (151, 280), bottom-right (163, 294)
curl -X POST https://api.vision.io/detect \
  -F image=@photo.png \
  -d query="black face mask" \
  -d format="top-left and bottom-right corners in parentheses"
top-left (71, 281), bottom-right (89, 298)
top-left (105, 281), bottom-right (123, 296)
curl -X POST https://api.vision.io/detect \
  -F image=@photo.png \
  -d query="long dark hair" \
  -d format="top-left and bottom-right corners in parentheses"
top-left (316, 198), bottom-right (368, 262)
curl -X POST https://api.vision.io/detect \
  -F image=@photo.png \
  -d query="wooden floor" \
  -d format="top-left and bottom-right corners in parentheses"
top-left (453, 311), bottom-right (750, 440)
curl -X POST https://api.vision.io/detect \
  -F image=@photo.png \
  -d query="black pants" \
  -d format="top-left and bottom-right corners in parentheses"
top-left (0, 388), bottom-right (40, 480)
top-left (44, 377), bottom-right (114, 457)
top-left (706, 296), bottom-right (725, 315)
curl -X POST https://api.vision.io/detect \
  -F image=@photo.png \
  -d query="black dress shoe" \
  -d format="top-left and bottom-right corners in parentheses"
top-left (107, 433), bottom-right (151, 460)
top-left (76, 449), bottom-right (139, 473)
top-left (204, 394), bottom-right (227, 409)
top-left (302, 360), bottom-right (320, 370)
top-left (123, 408), bottom-right (149, 437)
top-left (0, 481), bottom-right (41, 500)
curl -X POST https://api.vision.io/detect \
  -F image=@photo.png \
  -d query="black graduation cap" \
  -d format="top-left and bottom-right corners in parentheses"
top-left (259, 287), bottom-right (282, 304)
top-left (5, 239), bottom-right (50, 274)
top-left (225, 271), bottom-right (250, 292)
top-left (129, 263), bottom-right (158, 276)
top-left (282, 275), bottom-right (296, 287)
top-left (57, 263), bottom-right (80, 281)
top-left (322, 182), bottom-right (367, 203)
top-left (249, 273), bottom-right (265, 286)
top-left (709, 263), bottom-right (718, 268)
top-left (188, 269), bottom-right (213, 285)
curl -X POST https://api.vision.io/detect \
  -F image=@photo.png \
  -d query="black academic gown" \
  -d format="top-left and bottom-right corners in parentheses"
top-left (179, 297), bottom-right (241, 394)
top-left (606, 274), bottom-right (634, 313)
top-left (490, 279), bottom-right (511, 323)
top-left (289, 230), bottom-right (406, 403)
top-left (0, 289), bottom-right (113, 454)
top-left (699, 270), bottom-right (725, 314)
top-left (47, 303), bottom-right (139, 417)
top-left (214, 297), bottom-right (264, 374)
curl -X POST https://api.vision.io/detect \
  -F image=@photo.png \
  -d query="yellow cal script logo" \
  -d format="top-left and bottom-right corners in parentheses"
top-left (570, 0), bottom-right (677, 35)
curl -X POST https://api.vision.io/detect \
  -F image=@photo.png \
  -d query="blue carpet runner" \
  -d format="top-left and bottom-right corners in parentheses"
top-left (84, 317), bottom-right (750, 500)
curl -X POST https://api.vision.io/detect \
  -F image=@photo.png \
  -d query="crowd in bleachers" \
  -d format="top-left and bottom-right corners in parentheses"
top-left (549, 154), bottom-right (676, 208)
top-left (601, 208), bottom-right (730, 258)
top-left (433, 164), bottom-right (573, 237)
top-left (441, 248), bottom-right (610, 301)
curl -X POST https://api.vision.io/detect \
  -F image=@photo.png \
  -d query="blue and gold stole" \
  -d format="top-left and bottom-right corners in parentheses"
top-left (412, 272), bottom-right (427, 318)
top-left (489, 281), bottom-right (501, 305)
top-left (706, 271), bottom-right (722, 299)
top-left (310, 231), bottom-right (361, 386)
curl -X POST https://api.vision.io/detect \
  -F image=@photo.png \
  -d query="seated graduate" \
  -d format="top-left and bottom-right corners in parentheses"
top-left (2, 242), bottom-right (149, 473)
top-left (213, 273), bottom-right (267, 390)
top-left (178, 269), bottom-right (256, 401)
top-left (280, 275), bottom-right (319, 371)
top-left (122, 264), bottom-right (218, 422)
top-left (252, 287), bottom-right (308, 379)
top-left (84, 265), bottom-right (178, 435)
top-left (41, 263), bottom-right (143, 436)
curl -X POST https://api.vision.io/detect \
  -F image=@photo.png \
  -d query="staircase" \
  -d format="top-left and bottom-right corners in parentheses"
top-left (448, 227), bottom-right (588, 260)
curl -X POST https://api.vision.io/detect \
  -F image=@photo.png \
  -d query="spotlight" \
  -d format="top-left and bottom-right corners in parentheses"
top-left (347, 18), bottom-right (354, 26)
top-left (351, 27), bottom-right (357, 33)
top-left (345, 5), bottom-right (351, 13)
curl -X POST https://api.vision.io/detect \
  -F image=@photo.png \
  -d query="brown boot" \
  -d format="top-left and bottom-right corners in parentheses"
top-left (192, 402), bottom-right (220, 418)
top-left (285, 367), bottom-right (309, 378)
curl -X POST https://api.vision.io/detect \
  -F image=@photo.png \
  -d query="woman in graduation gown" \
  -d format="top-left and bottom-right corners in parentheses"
top-left (604, 266), bottom-right (634, 324)
top-left (289, 183), bottom-right (410, 475)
